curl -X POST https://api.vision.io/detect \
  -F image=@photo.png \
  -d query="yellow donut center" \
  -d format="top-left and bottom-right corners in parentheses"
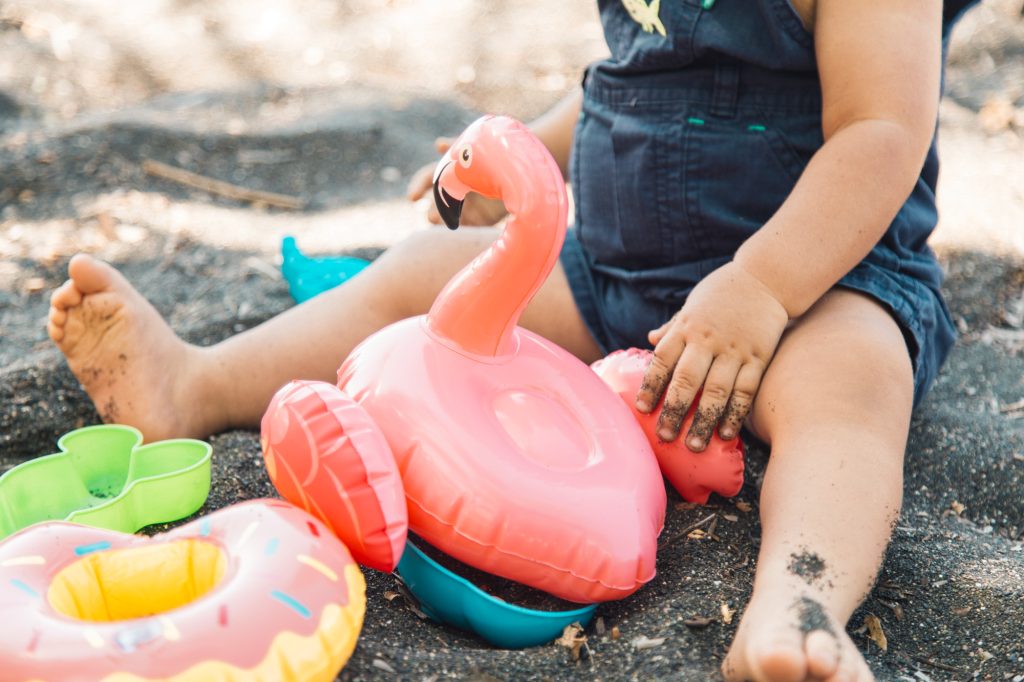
top-left (48, 539), bottom-right (227, 621)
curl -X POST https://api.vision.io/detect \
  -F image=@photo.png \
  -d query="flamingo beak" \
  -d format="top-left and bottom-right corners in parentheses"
top-left (432, 161), bottom-right (463, 231)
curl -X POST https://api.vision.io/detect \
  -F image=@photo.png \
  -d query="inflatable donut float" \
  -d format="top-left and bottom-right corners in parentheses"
top-left (592, 348), bottom-right (746, 504)
top-left (0, 500), bottom-right (365, 682)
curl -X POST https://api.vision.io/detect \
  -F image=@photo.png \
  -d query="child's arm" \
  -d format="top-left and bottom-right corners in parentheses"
top-left (407, 87), bottom-right (583, 225)
top-left (733, 2), bottom-right (942, 317)
top-left (637, 0), bottom-right (943, 449)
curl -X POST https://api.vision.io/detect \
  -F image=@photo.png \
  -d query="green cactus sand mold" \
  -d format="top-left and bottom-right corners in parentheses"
top-left (0, 425), bottom-right (211, 539)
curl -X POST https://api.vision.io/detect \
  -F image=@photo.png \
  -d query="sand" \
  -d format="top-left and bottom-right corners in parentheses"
top-left (1, 1), bottom-right (1022, 679)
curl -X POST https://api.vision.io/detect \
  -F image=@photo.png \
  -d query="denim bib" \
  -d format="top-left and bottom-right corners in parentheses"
top-left (559, 0), bottom-right (975, 406)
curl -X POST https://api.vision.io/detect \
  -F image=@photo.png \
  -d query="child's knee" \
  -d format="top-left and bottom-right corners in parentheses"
top-left (752, 298), bottom-right (914, 439)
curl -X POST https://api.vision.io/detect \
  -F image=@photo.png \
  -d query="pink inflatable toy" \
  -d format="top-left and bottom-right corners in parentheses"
top-left (0, 500), bottom-right (365, 682)
top-left (261, 380), bottom-right (407, 573)
top-left (592, 349), bottom-right (746, 504)
top-left (264, 116), bottom-right (666, 604)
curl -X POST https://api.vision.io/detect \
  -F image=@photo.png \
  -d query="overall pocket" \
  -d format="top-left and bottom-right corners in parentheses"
top-left (607, 106), bottom-right (690, 268)
top-left (689, 115), bottom-right (814, 258)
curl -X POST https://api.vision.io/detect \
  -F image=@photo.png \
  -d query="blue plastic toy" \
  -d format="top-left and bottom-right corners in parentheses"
top-left (280, 237), bottom-right (370, 303)
top-left (396, 541), bottom-right (597, 648)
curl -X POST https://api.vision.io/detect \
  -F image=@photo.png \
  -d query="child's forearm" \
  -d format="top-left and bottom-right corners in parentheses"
top-left (527, 87), bottom-right (583, 178)
top-left (734, 0), bottom-right (941, 320)
top-left (734, 117), bottom-right (934, 318)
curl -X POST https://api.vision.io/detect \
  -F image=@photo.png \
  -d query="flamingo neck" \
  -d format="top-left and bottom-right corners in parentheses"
top-left (427, 145), bottom-right (568, 358)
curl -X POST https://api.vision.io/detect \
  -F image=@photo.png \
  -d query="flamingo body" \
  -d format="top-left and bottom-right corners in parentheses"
top-left (338, 318), bottom-right (665, 603)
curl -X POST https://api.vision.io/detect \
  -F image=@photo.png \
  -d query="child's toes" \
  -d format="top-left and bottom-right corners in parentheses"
top-left (723, 596), bottom-right (815, 682)
top-left (47, 284), bottom-right (76, 342)
top-left (824, 660), bottom-right (857, 682)
top-left (824, 636), bottom-right (873, 682)
top-left (49, 306), bottom-right (67, 328)
top-left (50, 279), bottom-right (82, 310)
top-left (47, 308), bottom-right (68, 342)
top-left (805, 629), bottom-right (840, 678)
top-left (751, 637), bottom-right (806, 682)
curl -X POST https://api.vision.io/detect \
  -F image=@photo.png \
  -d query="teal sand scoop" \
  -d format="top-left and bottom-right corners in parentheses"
top-left (396, 541), bottom-right (597, 649)
top-left (281, 236), bottom-right (370, 303)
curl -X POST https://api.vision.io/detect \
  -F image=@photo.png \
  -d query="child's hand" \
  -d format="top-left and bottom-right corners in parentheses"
top-left (636, 262), bottom-right (789, 451)
top-left (406, 137), bottom-right (508, 226)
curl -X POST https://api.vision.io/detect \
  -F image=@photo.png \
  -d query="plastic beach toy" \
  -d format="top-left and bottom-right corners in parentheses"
top-left (262, 379), bottom-right (407, 573)
top-left (0, 499), bottom-right (365, 681)
top-left (396, 541), bottom-right (597, 649)
top-left (262, 381), bottom-right (594, 648)
top-left (592, 349), bottom-right (746, 504)
top-left (0, 425), bottom-right (211, 540)
top-left (263, 116), bottom-right (666, 609)
top-left (281, 236), bottom-right (370, 303)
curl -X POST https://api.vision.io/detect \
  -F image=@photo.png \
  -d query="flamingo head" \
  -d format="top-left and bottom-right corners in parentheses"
top-left (432, 115), bottom-right (523, 230)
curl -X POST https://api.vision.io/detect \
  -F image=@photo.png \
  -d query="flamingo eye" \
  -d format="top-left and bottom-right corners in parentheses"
top-left (458, 145), bottom-right (472, 168)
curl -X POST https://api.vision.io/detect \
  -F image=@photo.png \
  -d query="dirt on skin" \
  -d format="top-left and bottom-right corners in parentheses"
top-left (689, 404), bottom-right (727, 444)
top-left (788, 550), bottom-right (827, 587)
top-left (793, 596), bottom-right (836, 637)
top-left (1, 1), bottom-right (1023, 680)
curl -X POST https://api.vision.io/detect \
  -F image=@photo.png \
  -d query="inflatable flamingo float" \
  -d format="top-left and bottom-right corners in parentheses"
top-left (263, 116), bottom-right (666, 605)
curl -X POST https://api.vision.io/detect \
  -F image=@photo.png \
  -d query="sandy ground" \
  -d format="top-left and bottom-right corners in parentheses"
top-left (0, 1), bottom-right (1022, 680)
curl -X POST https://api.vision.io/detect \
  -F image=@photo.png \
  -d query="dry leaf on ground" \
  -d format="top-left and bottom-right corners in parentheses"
top-left (720, 603), bottom-right (735, 624)
top-left (879, 599), bottom-right (904, 621)
top-left (864, 614), bottom-right (888, 651)
top-left (735, 501), bottom-right (753, 513)
top-left (556, 622), bottom-right (589, 661)
top-left (683, 615), bottom-right (716, 629)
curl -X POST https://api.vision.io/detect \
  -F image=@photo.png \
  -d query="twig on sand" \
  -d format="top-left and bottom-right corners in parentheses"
top-left (142, 159), bottom-right (305, 210)
top-left (658, 513), bottom-right (717, 551)
top-left (909, 655), bottom-right (964, 675)
top-left (999, 397), bottom-right (1024, 415)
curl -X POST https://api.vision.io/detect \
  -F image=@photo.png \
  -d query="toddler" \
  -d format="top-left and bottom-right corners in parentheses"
top-left (49, 1), bottom-right (978, 679)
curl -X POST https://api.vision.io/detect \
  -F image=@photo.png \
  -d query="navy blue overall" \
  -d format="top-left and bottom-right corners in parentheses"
top-left (559, 0), bottom-right (977, 407)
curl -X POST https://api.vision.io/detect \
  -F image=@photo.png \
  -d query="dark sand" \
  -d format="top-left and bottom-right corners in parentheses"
top-left (1, 1), bottom-right (1022, 679)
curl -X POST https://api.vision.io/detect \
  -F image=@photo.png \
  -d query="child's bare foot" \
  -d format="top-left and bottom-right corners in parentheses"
top-left (722, 584), bottom-right (874, 682)
top-left (48, 254), bottom-right (222, 441)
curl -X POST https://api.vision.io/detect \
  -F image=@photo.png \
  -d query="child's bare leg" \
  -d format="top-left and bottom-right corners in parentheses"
top-left (722, 289), bottom-right (913, 682)
top-left (48, 228), bottom-right (602, 441)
